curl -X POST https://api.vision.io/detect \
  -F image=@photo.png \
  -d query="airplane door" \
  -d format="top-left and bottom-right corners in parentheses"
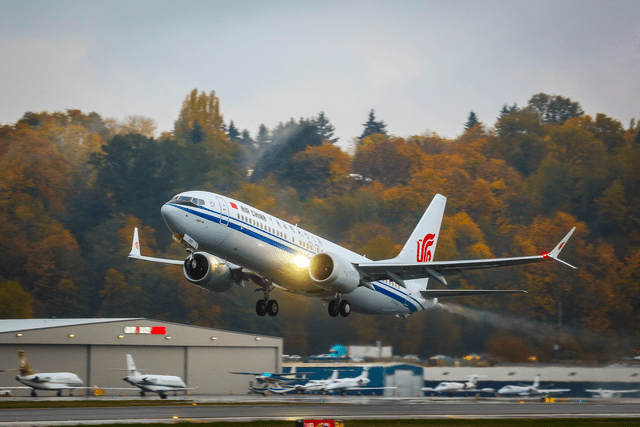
top-left (216, 197), bottom-right (229, 226)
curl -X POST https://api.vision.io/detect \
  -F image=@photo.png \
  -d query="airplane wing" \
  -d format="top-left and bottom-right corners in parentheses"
top-left (356, 227), bottom-right (576, 290)
top-left (128, 228), bottom-right (184, 265)
top-left (535, 388), bottom-right (571, 395)
top-left (343, 386), bottom-right (397, 391)
top-left (586, 389), bottom-right (638, 394)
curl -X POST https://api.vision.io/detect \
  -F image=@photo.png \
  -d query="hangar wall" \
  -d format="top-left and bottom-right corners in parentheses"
top-left (0, 318), bottom-right (282, 396)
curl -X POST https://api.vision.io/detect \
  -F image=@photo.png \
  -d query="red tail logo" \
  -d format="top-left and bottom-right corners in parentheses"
top-left (416, 233), bottom-right (436, 262)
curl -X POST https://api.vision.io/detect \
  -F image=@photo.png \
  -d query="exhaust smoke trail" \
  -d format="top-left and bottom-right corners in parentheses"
top-left (437, 303), bottom-right (559, 339)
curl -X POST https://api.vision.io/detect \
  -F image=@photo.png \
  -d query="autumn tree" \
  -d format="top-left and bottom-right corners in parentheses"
top-left (527, 93), bottom-right (584, 124)
top-left (174, 89), bottom-right (225, 142)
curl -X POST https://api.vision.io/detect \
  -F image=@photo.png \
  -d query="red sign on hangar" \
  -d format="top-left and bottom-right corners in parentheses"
top-left (123, 326), bottom-right (166, 335)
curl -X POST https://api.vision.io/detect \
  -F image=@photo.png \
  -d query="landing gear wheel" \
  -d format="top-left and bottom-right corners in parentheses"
top-left (267, 299), bottom-right (279, 316)
top-left (256, 300), bottom-right (268, 316)
top-left (339, 300), bottom-right (351, 317)
top-left (328, 300), bottom-right (340, 317)
top-left (57, 390), bottom-right (62, 397)
top-left (31, 390), bottom-right (37, 397)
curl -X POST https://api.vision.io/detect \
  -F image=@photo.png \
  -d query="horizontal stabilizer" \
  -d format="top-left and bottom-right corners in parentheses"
top-left (421, 289), bottom-right (526, 298)
top-left (128, 228), bottom-right (184, 265)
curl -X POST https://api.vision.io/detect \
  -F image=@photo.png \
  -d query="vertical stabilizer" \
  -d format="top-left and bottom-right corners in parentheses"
top-left (533, 374), bottom-right (540, 388)
top-left (330, 370), bottom-right (339, 380)
top-left (17, 350), bottom-right (34, 376)
top-left (393, 194), bottom-right (446, 264)
top-left (360, 367), bottom-right (369, 379)
top-left (126, 354), bottom-right (139, 376)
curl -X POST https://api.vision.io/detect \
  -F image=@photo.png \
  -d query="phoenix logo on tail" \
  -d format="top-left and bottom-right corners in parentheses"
top-left (416, 233), bottom-right (436, 262)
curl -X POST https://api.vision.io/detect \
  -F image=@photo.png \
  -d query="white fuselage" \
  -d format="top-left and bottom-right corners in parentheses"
top-left (497, 384), bottom-right (535, 395)
top-left (433, 381), bottom-right (477, 392)
top-left (325, 376), bottom-right (370, 392)
top-left (161, 191), bottom-right (437, 315)
top-left (17, 373), bottom-right (83, 391)
top-left (124, 374), bottom-right (187, 394)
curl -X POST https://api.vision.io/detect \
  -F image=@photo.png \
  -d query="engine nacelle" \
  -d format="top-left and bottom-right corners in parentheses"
top-left (183, 252), bottom-right (234, 293)
top-left (308, 252), bottom-right (360, 294)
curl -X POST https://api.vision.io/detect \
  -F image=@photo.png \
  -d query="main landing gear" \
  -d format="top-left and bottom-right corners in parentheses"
top-left (328, 298), bottom-right (351, 317)
top-left (256, 299), bottom-right (278, 316)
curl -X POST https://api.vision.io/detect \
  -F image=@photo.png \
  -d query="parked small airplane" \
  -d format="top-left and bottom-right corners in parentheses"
top-left (129, 191), bottom-right (576, 317)
top-left (422, 374), bottom-right (494, 395)
top-left (230, 371), bottom-right (307, 395)
top-left (118, 354), bottom-right (197, 399)
top-left (324, 367), bottom-right (395, 395)
top-left (0, 350), bottom-right (89, 397)
top-left (497, 374), bottom-right (570, 397)
top-left (294, 370), bottom-right (341, 394)
top-left (586, 388), bottom-right (640, 398)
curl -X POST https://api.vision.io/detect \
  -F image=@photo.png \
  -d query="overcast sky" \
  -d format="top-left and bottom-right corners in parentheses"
top-left (1, 0), bottom-right (638, 146)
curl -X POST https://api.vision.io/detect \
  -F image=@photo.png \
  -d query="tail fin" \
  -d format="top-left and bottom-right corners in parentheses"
top-left (330, 370), bottom-right (339, 380)
top-left (533, 374), bottom-right (540, 388)
top-left (360, 367), bottom-right (369, 379)
top-left (17, 350), bottom-right (34, 376)
top-left (393, 194), bottom-right (446, 263)
top-left (126, 354), bottom-right (139, 376)
top-left (468, 374), bottom-right (480, 386)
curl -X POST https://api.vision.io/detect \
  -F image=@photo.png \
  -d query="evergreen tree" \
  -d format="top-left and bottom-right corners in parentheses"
top-left (313, 111), bottom-right (338, 143)
top-left (499, 103), bottom-right (518, 118)
top-left (239, 129), bottom-right (253, 147)
top-left (186, 119), bottom-right (206, 144)
top-left (255, 124), bottom-right (270, 149)
top-left (360, 109), bottom-right (387, 141)
top-left (227, 120), bottom-right (240, 141)
top-left (465, 110), bottom-right (479, 130)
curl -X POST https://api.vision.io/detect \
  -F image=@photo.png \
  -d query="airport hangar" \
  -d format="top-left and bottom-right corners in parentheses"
top-left (0, 318), bottom-right (282, 396)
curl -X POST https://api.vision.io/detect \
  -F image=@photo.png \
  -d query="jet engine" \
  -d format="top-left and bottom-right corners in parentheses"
top-left (308, 252), bottom-right (360, 294)
top-left (183, 252), bottom-right (234, 293)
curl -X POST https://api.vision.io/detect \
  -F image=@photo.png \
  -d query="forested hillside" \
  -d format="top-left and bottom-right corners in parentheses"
top-left (1, 89), bottom-right (639, 362)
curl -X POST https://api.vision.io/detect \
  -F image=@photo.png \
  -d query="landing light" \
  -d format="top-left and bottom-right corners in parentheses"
top-left (293, 255), bottom-right (310, 269)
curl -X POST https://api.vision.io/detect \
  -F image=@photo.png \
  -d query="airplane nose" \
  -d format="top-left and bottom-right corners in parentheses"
top-left (161, 203), bottom-right (178, 232)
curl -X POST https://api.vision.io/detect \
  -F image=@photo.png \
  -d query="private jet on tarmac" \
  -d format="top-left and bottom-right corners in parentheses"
top-left (586, 388), bottom-right (640, 398)
top-left (293, 370), bottom-right (341, 394)
top-left (230, 371), bottom-right (307, 395)
top-left (324, 367), bottom-right (395, 395)
top-left (129, 191), bottom-right (576, 317)
top-left (117, 354), bottom-right (197, 399)
top-left (497, 374), bottom-right (571, 397)
top-left (0, 350), bottom-right (90, 397)
top-left (422, 375), bottom-right (494, 395)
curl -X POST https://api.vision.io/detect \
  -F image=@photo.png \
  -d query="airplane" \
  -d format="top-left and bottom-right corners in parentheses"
top-left (230, 371), bottom-right (307, 395)
top-left (323, 367), bottom-right (396, 395)
top-left (422, 375), bottom-right (494, 395)
top-left (128, 191), bottom-right (576, 317)
top-left (586, 388), bottom-right (640, 398)
top-left (497, 374), bottom-right (571, 397)
top-left (0, 350), bottom-right (90, 397)
top-left (293, 370), bottom-right (341, 394)
top-left (118, 354), bottom-right (197, 399)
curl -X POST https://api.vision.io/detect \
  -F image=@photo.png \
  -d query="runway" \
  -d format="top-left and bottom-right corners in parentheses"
top-left (1, 396), bottom-right (640, 425)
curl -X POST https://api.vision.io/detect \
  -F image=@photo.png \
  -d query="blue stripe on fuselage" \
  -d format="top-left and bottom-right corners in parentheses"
top-left (169, 203), bottom-right (423, 312)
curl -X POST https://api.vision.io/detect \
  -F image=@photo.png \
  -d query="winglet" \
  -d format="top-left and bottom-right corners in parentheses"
top-left (548, 227), bottom-right (577, 269)
top-left (130, 228), bottom-right (141, 258)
